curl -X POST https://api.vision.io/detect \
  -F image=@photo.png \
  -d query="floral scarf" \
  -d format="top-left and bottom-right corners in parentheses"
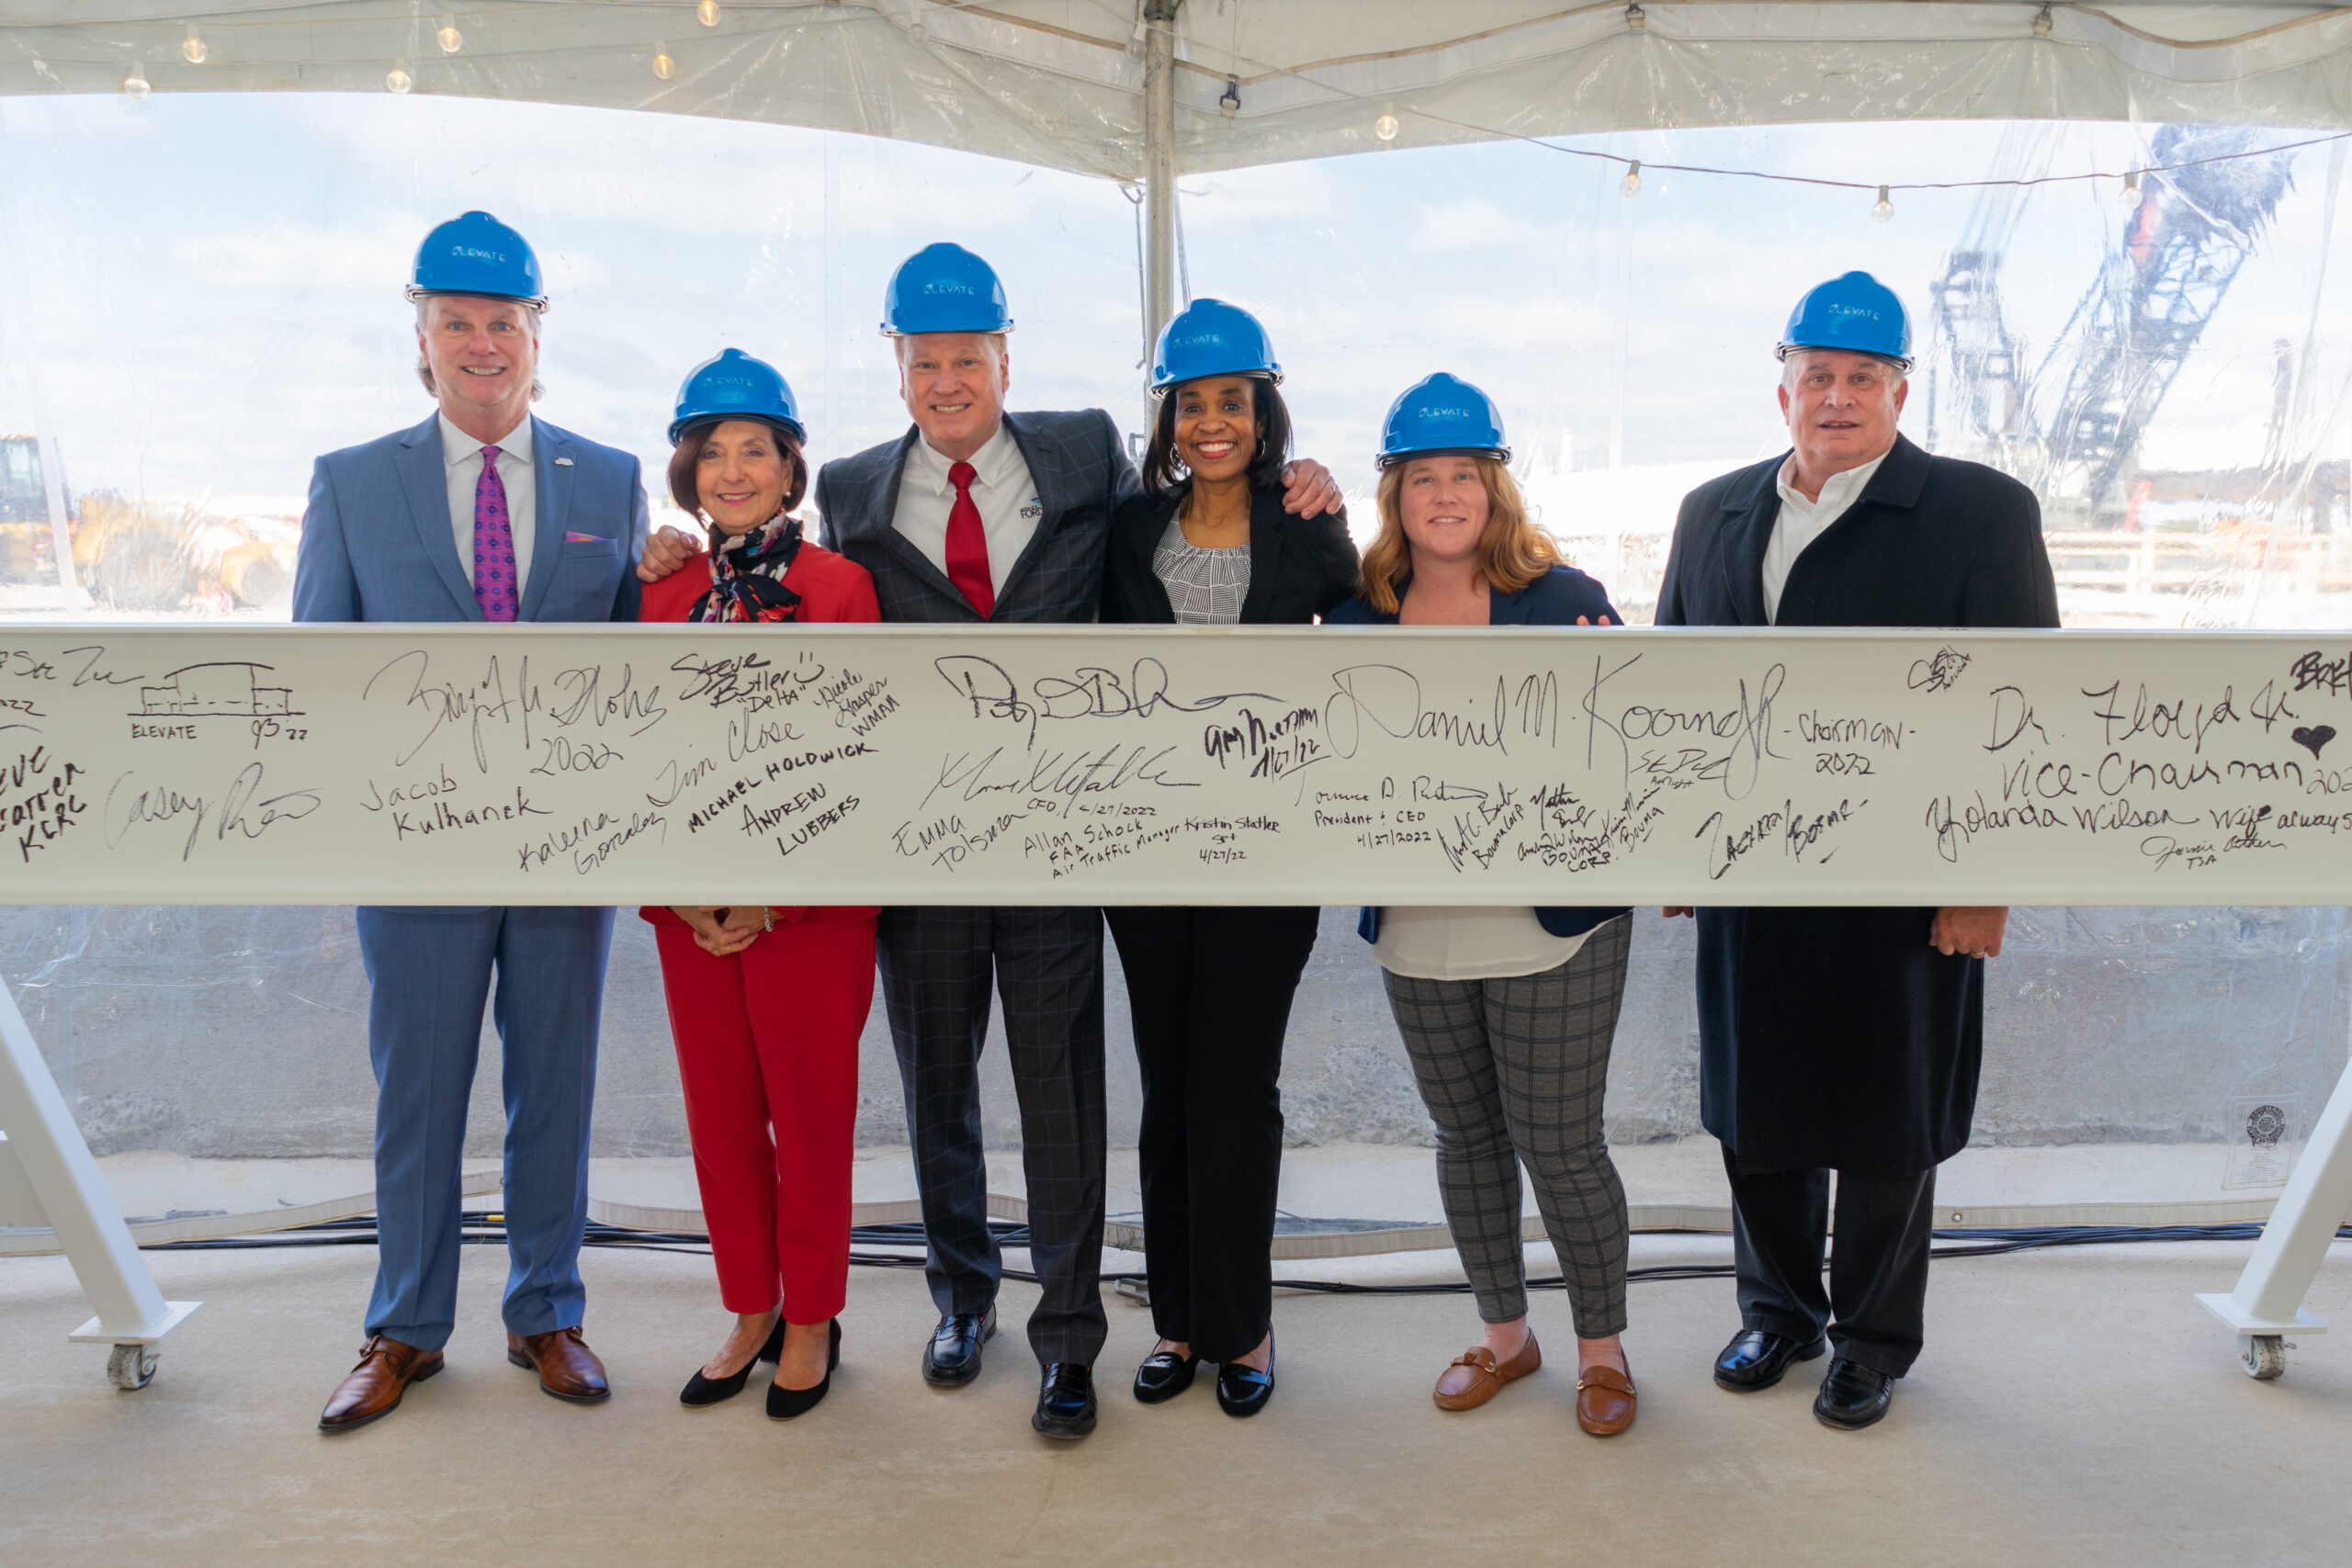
top-left (689, 512), bottom-right (806, 624)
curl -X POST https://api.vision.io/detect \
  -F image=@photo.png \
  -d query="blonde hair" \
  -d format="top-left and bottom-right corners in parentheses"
top-left (1359, 456), bottom-right (1563, 615)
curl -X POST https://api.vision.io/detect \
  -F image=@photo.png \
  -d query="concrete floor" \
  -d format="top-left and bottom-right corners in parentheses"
top-left (4, 1230), bottom-right (2350, 1565)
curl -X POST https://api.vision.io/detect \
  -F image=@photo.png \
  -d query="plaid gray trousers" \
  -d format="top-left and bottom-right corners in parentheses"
top-left (1381, 915), bottom-right (1634, 1337)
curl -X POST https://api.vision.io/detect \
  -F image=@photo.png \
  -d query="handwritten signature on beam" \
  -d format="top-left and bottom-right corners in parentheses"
top-left (933, 655), bottom-right (1276, 750)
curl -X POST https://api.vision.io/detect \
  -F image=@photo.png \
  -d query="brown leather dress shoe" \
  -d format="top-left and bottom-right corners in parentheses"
top-left (1432, 1334), bottom-right (1542, 1411)
top-left (319, 1335), bottom-right (444, 1433)
top-left (1576, 1360), bottom-right (1637, 1437)
top-left (507, 1326), bottom-right (611, 1403)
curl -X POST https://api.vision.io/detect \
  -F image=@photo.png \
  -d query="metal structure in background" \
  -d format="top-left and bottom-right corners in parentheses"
top-left (1142, 0), bottom-right (1182, 357)
top-left (1928, 124), bottom-right (2300, 529)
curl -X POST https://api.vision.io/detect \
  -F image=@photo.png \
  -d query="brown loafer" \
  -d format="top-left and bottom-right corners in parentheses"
top-left (1432, 1334), bottom-right (1542, 1411)
top-left (1576, 1360), bottom-right (1637, 1436)
top-left (507, 1326), bottom-right (611, 1404)
top-left (319, 1335), bottom-right (444, 1433)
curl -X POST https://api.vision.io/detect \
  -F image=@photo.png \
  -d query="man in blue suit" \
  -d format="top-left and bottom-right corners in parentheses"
top-left (294, 212), bottom-right (649, 1432)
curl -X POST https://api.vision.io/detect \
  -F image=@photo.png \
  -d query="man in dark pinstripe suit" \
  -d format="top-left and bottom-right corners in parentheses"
top-left (816, 244), bottom-right (1340, 1438)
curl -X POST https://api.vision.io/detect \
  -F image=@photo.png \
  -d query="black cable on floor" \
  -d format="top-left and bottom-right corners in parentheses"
top-left (129, 1213), bottom-right (2352, 1299)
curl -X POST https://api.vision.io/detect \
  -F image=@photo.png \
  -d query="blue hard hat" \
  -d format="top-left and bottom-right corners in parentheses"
top-left (406, 210), bottom-right (548, 310)
top-left (1150, 298), bottom-right (1283, 393)
top-left (668, 348), bottom-right (806, 446)
top-left (1777, 270), bottom-right (1913, 369)
top-left (879, 243), bottom-right (1013, 336)
top-left (1377, 373), bottom-right (1510, 468)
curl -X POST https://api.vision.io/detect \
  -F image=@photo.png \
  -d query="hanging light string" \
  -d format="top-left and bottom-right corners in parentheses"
top-left (1506, 125), bottom-right (2352, 196)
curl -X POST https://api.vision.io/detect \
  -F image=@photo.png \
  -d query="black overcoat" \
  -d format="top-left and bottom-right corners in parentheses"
top-left (1655, 433), bottom-right (2060, 1176)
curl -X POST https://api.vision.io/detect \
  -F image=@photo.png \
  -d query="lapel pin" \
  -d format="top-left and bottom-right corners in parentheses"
top-left (554, 456), bottom-right (574, 466)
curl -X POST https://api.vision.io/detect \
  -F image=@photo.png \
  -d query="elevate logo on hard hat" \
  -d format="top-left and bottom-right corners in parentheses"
top-left (879, 243), bottom-right (1014, 336)
top-left (1777, 270), bottom-right (1913, 369)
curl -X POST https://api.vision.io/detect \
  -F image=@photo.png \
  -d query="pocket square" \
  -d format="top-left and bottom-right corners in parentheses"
top-left (554, 456), bottom-right (575, 466)
top-left (565, 531), bottom-right (606, 544)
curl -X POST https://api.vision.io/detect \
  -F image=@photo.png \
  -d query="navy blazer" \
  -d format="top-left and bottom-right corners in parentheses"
top-left (1325, 565), bottom-right (1633, 945)
top-left (815, 410), bottom-right (1141, 626)
top-left (292, 412), bottom-right (645, 624)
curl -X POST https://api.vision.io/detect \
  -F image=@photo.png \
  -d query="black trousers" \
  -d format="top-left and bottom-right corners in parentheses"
top-left (877, 905), bottom-right (1108, 1369)
top-left (1105, 905), bottom-right (1320, 1363)
top-left (1722, 1145), bottom-right (1937, 1379)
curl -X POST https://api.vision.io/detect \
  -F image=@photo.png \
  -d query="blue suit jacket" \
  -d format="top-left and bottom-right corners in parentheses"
top-left (292, 412), bottom-right (646, 624)
top-left (1325, 565), bottom-right (1632, 945)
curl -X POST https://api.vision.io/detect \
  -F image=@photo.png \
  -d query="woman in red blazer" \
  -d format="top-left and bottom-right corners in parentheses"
top-left (639, 351), bottom-right (879, 1419)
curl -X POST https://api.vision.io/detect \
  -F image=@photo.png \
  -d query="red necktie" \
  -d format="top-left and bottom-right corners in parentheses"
top-left (944, 459), bottom-right (994, 619)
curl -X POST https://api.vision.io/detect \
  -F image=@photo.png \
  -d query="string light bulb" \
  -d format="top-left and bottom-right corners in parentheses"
top-left (1374, 104), bottom-right (1398, 141)
top-left (437, 24), bottom-right (463, 54)
top-left (120, 65), bottom-right (152, 100)
top-left (698, 0), bottom-right (720, 26)
top-left (1219, 76), bottom-right (1240, 118)
top-left (2120, 170), bottom-right (2142, 209)
top-left (386, 66), bottom-right (413, 94)
top-left (1872, 184), bottom-right (1894, 223)
top-left (1621, 160), bottom-right (1641, 197)
top-left (653, 50), bottom-right (676, 80)
top-left (180, 27), bottom-right (207, 65)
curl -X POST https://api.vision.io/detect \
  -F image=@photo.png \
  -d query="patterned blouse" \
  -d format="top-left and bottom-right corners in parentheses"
top-left (1151, 516), bottom-right (1251, 625)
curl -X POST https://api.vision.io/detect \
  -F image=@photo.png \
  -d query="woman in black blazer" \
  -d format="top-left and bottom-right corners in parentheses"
top-left (1101, 299), bottom-right (1358, 1418)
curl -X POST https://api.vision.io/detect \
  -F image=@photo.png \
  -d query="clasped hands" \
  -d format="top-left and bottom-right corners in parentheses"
top-left (670, 905), bottom-right (769, 957)
top-left (1660, 905), bottom-right (2009, 960)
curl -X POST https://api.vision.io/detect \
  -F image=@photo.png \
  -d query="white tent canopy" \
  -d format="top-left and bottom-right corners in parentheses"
top-left (3, 2), bottom-right (2351, 181)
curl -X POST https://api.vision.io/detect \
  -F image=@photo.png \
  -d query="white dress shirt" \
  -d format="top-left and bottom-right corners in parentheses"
top-left (891, 423), bottom-right (1043, 600)
top-left (1372, 906), bottom-right (1594, 982)
top-left (1760, 447), bottom-right (1888, 624)
top-left (439, 412), bottom-right (537, 591)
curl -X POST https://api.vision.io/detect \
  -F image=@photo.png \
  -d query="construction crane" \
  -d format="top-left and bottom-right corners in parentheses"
top-left (1926, 125), bottom-right (2296, 528)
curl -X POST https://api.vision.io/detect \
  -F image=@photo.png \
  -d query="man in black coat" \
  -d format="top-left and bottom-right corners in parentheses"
top-left (1655, 271), bottom-right (2058, 1430)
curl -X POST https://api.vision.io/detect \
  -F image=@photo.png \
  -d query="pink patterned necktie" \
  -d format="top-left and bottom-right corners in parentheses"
top-left (471, 444), bottom-right (519, 622)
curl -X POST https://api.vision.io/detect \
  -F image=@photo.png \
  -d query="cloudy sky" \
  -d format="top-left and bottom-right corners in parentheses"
top-left (0, 89), bottom-right (2344, 545)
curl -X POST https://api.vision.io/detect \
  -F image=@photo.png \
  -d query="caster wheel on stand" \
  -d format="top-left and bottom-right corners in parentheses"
top-left (107, 1343), bottom-right (158, 1391)
top-left (2241, 1336), bottom-right (2287, 1381)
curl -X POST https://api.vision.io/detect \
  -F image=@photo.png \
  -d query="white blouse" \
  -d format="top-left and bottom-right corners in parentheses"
top-left (1372, 906), bottom-right (1595, 982)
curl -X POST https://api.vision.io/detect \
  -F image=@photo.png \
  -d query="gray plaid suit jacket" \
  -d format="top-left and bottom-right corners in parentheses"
top-left (814, 410), bottom-right (1140, 624)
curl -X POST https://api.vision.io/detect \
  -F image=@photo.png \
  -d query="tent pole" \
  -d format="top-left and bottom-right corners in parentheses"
top-left (1143, 0), bottom-right (1182, 360)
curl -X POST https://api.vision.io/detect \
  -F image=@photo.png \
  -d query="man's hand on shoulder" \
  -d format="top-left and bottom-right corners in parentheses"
top-left (637, 524), bottom-right (699, 583)
top-left (1280, 459), bottom-right (1344, 519)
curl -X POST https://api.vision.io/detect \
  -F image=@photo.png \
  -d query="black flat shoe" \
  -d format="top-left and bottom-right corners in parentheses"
top-left (680, 1314), bottom-right (786, 1407)
top-left (1812, 1357), bottom-right (1894, 1430)
top-left (1033, 1362), bottom-right (1097, 1440)
top-left (1133, 1348), bottom-right (1201, 1404)
top-left (923, 1305), bottom-right (997, 1388)
top-left (768, 1318), bottom-right (842, 1421)
top-left (1712, 1328), bottom-right (1826, 1392)
top-left (1215, 1337), bottom-right (1275, 1419)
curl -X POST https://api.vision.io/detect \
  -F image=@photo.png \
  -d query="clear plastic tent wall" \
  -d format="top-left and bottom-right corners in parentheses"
top-left (4, 6), bottom-right (2352, 1225)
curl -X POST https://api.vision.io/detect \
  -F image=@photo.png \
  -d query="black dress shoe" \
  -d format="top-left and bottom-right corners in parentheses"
top-left (1134, 1347), bottom-right (1201, 1404)
top-left (1033, 1362), bottom-right (1097, 1440)
top-left (680, 1314), bottom-right (786, 1407)
top-left (1813, 1358), bottom-right (1894, 1430)
top-left (1215, 1337), bottom-right (1275, 1419)
top-left (1713, 1328), bottom-right (1827, 1392)
top-left (768, 1319), bottom-right (842, 1420)
top-left (922, 1305), bottom-right (997, 1387)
